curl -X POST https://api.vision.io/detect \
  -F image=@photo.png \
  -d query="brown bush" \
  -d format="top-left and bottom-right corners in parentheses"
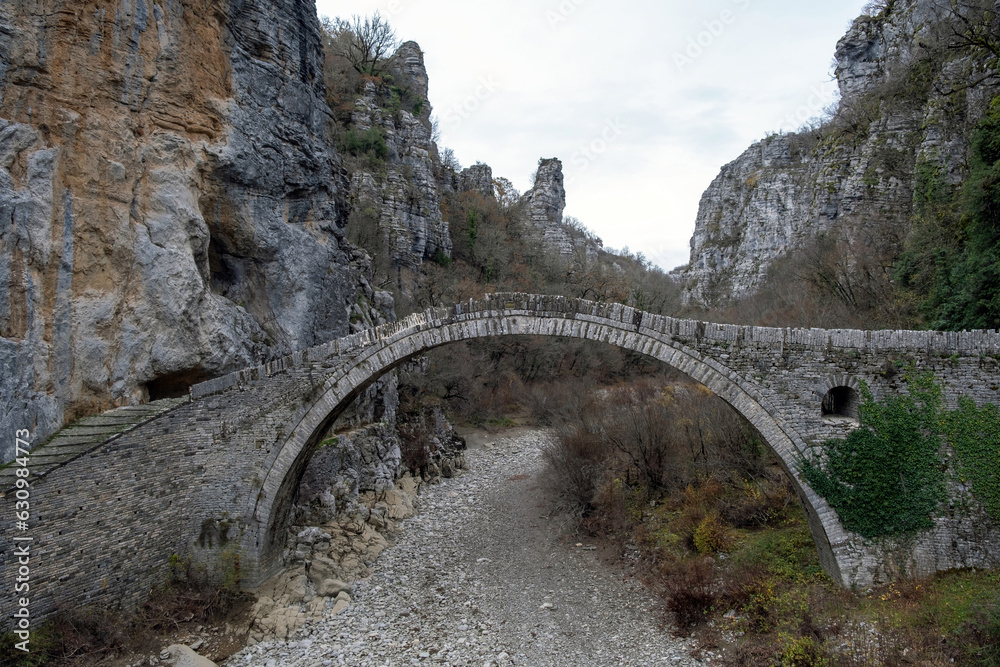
top-left (660, 557), bottom-right (720, 629)
top-left (562, 378), bottom-right (765, 498)
top-left (524, 380), bottom-right (591, 426)
top-left (719, 475), bottom-right (795, 528)
top-left (0, 576), bottom-right (251, 667)
top-left (542, 426), bottom-right (607, 514)
top-left (582, 477), bottom-right (632, 536)
top-left (40, 606), bottom-right (130, 664)
top-left (721, 562), bottom-right (771, 609)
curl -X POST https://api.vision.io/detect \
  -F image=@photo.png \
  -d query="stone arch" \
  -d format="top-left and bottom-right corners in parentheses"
top-left (246, 309), bottom-right (852, 586)
top-left (819, 375), bottom-right (861, 421)
top-left (822, 387), bottom-right (860, 420)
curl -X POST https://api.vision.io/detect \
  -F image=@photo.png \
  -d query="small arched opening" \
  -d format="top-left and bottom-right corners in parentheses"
top-left (821, 386), bottom-right (859, 421)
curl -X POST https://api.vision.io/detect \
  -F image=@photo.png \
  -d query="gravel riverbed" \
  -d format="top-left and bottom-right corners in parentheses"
top-left (225, 430), bottom-right (702, 666)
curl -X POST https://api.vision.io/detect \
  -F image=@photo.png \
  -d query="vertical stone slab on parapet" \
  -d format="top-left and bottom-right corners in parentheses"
top-left (620, 305), bottom-right (633, 325)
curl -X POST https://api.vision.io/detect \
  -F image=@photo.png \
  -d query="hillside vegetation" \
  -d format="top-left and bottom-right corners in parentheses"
top-left (683, 0), bottom-right (1000, 333)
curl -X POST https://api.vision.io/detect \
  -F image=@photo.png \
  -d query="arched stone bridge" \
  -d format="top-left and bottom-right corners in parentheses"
top-left (3, 293), bottom-right (1000, 623)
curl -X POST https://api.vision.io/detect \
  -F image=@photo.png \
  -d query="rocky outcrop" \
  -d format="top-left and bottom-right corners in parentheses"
top-left (522, 158), bottom-right (570, 254)
top-left (251, 474), bottom-right (421, 642)
top-left (346, 43), bottom-right (451, 270)
top-left (0, 0), bottom-right (380, 460)
top-left (296, 423), bottom-right (403, 523)
top-left (459, 163), bottom-right (495, 198)
top-left (393, 41), bottom-right (431, 124)
top-left (680, 0), bottom-right (999, 307)
top-left (521, 158), bottom-right (603, 259)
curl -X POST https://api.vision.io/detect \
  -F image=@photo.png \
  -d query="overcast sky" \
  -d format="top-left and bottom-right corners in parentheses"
top-left (314, 0), bottom-right (871, 270)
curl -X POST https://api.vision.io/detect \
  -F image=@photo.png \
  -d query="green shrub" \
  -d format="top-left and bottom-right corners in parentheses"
top-left (778, 634), bottom-right (829, 667)
top-left (693, 512), bottom-right (732, 554)
top-left (432, 248), bottom-right (452, 268)
top-left (341, 127), bottom-right (389, 160)
top-left (730, 525), bottom-right (825, 582)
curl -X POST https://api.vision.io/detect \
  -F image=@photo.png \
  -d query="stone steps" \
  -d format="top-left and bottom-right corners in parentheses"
top-left (0, 398), bottom-right (188, 492)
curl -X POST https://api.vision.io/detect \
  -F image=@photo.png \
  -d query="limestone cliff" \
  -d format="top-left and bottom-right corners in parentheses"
top-left (680, 0), bottom-right (1000, 308)
top-left (0, 0), bottom-right (382, 460)
top-left (345, 42), bottom-right (451, 271)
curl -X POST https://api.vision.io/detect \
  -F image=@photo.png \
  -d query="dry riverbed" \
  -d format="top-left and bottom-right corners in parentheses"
top-left (224, 428), bottom-right (703, 666)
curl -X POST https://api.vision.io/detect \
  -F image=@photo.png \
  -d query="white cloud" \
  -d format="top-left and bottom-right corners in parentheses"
top-left (315, 0), bottom-right (870, 269)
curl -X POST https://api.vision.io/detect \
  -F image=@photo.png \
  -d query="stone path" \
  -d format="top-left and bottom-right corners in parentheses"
top-left (224, 430), bottom-right (700, 666)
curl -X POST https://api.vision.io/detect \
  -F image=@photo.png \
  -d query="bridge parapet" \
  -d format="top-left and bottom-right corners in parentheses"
top-left (190, 293), bottom-right (1000, 401)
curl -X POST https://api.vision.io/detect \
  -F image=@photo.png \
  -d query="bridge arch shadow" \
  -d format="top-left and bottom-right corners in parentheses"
top-left (247, 297), bottom-right (850, 587)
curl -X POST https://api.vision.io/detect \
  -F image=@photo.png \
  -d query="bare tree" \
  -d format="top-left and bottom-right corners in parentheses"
top-left (440, 148), bottom-right (462, 173)
top-left (332, 12), bottom-right (399, 77)
top-left (928, 0), bottom-right (1000, 94)
top-left (940, 0), bottom-right (1000, 64)
top-left (862, 0), bottom-right (895, 17)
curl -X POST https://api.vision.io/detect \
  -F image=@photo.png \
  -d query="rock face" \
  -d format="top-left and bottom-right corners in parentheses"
top-left (459, 163), bottom-right (495, 198)
top-left (520, 158), bottom-right (603, 259)
top-left (521, 158), bottom-right (572, 255)
top-left (0, 0), bottom-right (381, 460)
top-left (346, 44), bottom-right (451, 270)
top-left (297, 423), bottom-right (403, 520)
top-left (680, 0), bottom-right (999, 307)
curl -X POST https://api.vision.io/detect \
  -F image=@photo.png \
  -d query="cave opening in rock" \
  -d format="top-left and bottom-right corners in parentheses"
top-left (147, 368), bottom-right (214, 401)
top-left (207, 236), bottom-right (239, 297)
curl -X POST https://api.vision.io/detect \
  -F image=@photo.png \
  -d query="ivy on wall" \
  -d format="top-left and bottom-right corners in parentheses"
top-left (945, 397), bottom-right (1000, 523)
top-left (800, 373), bottom-right (947, 538)
top-left (801, 371), bottom-right (1000, 538)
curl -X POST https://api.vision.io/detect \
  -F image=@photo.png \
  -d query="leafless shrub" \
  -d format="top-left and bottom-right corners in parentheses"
top-left (659, 557), bottom-right (720, 630)
top-left (541, 426), bottom-right (606, 515)
top-left (544, 378), bottom-right (766, 506)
